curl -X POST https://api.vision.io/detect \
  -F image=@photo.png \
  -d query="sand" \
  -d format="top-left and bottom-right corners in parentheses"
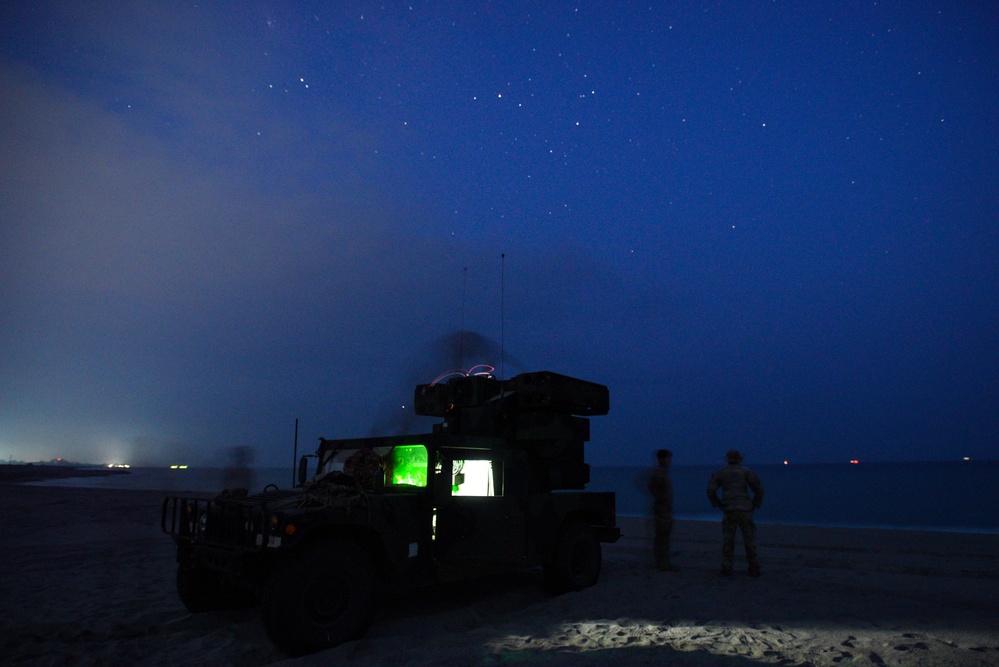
top-left (1, 478), bottom-right (997, 666)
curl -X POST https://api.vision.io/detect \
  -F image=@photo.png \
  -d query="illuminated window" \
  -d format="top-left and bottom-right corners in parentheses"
top-left (388, 444), bottom-right (428, 487)
top-left (451, 459), bottom-right (496, 497)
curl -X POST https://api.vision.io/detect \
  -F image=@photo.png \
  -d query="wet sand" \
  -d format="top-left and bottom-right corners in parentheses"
top-left (1, 477), bottom-right (997, 666)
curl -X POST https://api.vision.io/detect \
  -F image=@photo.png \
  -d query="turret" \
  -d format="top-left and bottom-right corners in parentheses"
top-left (414, 371), bottom-right (609, 490)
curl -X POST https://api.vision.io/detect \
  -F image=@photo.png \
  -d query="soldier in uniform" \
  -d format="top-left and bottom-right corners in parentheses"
top-left (647, 448), bottom-right (680, 571)
top-left (221, 445), bottom-right (256, 494)
top-left (706, 449), bottom-right (764, 577)
top-left (343, 447), bottom-right (383, 490)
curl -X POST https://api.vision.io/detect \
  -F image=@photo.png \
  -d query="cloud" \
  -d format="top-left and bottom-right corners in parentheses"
top-left (3, 44), bottom-right (589, 464)
top-left (0, 46), bottom-right (460, 463)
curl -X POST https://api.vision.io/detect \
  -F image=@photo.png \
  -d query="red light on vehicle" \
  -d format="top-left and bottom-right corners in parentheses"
top-left (284, 524), bottom-right (297, 536)
top-left (849, 459), bottom-right (859, 465)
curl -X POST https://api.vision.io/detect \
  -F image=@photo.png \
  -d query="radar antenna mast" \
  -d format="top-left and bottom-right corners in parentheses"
top-left (459, 266), bottom-right (467, 371)
top-left (500, 253), bottom-right (506, 380)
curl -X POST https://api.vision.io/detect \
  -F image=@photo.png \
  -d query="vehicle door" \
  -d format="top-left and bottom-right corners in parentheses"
top-left (432, 450), bottom-right (528, 566)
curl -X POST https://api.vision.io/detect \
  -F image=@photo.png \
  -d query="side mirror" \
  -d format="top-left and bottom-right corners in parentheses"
top-left (297, 456), bottom-right (310, 485)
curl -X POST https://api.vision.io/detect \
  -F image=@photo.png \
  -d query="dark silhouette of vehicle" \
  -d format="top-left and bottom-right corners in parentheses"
top-left (162, 370), bottom-right (620, 656)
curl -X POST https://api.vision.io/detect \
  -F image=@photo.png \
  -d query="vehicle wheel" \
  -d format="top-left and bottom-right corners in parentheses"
top-left (262, 541), bottom-right (377, 657)
top-left (544, 520), bottom-right (601, 594)
top-left (176, 563), bottom-right (224, 612)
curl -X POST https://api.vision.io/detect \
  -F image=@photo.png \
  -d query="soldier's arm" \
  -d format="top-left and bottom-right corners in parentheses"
top-left (706, 474), bottom-right (721, 508)
top-left (748, 471), bottom-right (764, 508)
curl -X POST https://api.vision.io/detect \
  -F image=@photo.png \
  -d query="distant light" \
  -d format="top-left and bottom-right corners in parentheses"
top-left (783, 460), bottom-right (788, 465)
top-left (963, 456), bottom-right (971, 461)
top-left (169, 465), bottom-right (189, 470)
top-left (849, 459), bottom-right (859, 465)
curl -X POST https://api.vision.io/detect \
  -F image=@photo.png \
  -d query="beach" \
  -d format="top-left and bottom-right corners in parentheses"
top-left (1, 475), bottom-right (997, 666)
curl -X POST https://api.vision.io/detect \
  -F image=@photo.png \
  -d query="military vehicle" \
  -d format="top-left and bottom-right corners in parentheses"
top-left (162, 370), bottom-right (620, 656)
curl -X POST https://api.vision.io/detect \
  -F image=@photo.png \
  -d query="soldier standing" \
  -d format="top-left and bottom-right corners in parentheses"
top-left (706, 449), bottom-right (764, 577)
top-left (647, 448), bottom-right (680, 571)
top-left (221, 445), bottom-right (256, 493)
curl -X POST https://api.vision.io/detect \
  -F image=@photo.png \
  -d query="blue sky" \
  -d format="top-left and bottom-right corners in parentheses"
top-left (1, 2), bottom-right (996, 467)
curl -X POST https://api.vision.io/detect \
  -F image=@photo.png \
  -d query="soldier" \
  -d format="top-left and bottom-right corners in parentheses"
top-left (647, 448), bottom-right (680, 571)
top-left (343, 447), bottom-right (383, 490)
top-left (706, 449), bottom-right (764, 577)
top-left (221, 445), bottom-right (256, 493)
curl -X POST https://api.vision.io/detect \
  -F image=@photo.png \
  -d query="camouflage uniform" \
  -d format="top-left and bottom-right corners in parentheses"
top-left (647, 452), bottom-right (677, 571)
top-left (706, 452), bottom-right (764, 576)
top-left (343, 447), bottom-right (383, 490)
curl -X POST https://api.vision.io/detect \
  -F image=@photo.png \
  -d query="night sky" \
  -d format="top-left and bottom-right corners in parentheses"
top-left (2, 2), bottom-right (996, 469)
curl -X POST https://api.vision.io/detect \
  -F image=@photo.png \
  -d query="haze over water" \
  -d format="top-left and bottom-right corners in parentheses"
top-left (21, 460), bottom-right (997, 534)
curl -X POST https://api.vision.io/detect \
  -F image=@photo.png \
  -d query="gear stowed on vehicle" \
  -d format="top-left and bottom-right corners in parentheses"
top-left (162, 370), bottom-right (620, 657)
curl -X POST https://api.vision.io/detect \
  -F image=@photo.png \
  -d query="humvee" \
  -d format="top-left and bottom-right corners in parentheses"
top-left (162, 370), bottom-right (620, 656)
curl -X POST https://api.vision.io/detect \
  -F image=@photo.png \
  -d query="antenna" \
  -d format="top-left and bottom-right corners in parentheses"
top-left (500, 253), bottom-right (505, 380)
top-left (291, 417), bottom-right (298, 487)
top-left (459, 266), bottom-right (468, 370)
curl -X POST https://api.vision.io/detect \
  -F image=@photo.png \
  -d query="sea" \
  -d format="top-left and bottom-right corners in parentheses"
top-left (23, 460), bottom-right (999, 535)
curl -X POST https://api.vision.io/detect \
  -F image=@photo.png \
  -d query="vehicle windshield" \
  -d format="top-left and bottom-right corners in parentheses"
top-left (319, 443), bottom-right (429, 488)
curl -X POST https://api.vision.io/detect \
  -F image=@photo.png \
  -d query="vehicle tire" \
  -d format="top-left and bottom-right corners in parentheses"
top-left (176, 563), bottom-right (224, 612)
top-left (544, 520), bottom-right (602, 594)
top-left (262, 541), bottom-right (377, 657)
